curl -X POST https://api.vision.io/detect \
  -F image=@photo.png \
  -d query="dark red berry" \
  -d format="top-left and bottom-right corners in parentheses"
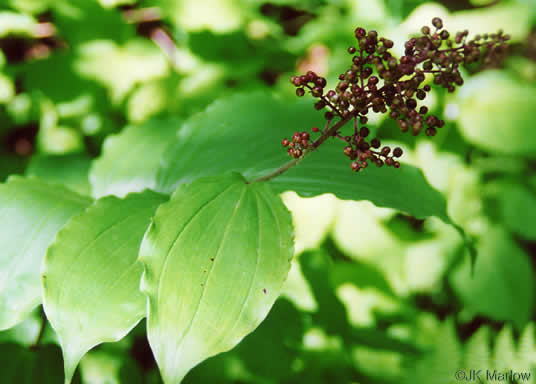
top-left (371, 138), bottom-right (381, 148)
top-left (296, 88), bottom-right (305, 97)
top-left (432, 17), bottom-right (443, 29)
top-left (393, 147), bottom-right (403, 157)
top-left (282, 139), bottom-right (290, 147)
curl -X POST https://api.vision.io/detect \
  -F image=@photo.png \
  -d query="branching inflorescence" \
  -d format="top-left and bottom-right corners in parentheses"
top-left (282, 17), bottom-right (510, 172)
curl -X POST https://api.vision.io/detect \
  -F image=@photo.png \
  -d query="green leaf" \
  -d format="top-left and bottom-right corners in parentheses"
top-left (90, 118), bottom-right (181, 198)
top-left (270, 149), bottom-right (449, 221)
top-left (26, 154), bottom-right (92, 196)
top-left (464, 326), bottom-right (490, 372)
top-left (329, 260), bottom-right (396, 299)
top-left (0, 176), bottom-right (91, 330)
top-left (79, 349), bottom-right (143, 384)
top-left (492, 325), bottom-right (518, 372)
top-left (139, 174), bottom-right (294, 383)
top-left (484, 180), bottom-right (536, 240)
top-left (156, 92), bottom-right (449, 221)
top-left (451, 226), bottom-right (534, 329)
top-left (42, 190), bottom-right (167, 383)
top-left (404, 318), bottom-right (462, 384)
top-left (0, 11), bottom-right (36, 38)
top-left (455, 71), bottom-right (536, 157)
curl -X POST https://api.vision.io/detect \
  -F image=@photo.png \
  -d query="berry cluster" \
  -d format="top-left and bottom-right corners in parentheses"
top-left (283, 18), bottom-right (509, 172)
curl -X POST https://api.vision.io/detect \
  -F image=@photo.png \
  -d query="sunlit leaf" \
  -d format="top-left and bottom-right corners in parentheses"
top-left (0, 176), bottom-right (91, 330)
top-left (463, 325), bottom-right (490, 372)
top-left (42, 191), bottom-right (167, 383)
top-left (139, 174), bottom-right (294, 383)
top-left (0, 11), bottom-right (36, 38)
top-left (455, 71), bottom-right (536, 156)
top-left (90, 118), bottom-right (181, 198)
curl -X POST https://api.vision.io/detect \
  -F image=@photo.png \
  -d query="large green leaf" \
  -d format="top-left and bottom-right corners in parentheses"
top-left (451, 226), bottom-right (534, 329)
top-left (26, 154), bottom-right (92, 196)
top-left (156, 92), bottom-right (449, 221)
top-left (42, 191), bottom-right (167, 383)
top-left (90, 118), bottom-right (180, 198)
top-left (139, 174), bottom-right (294, 383)
top-left (0, 176), bottom-right (91, 330)
top-left (455, 71), bottom-right (536, 157)
top-left (484, 180), bottom-right (536, 240)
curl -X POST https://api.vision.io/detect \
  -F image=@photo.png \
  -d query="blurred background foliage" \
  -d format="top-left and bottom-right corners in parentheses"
top-left (0, 0), bottom-right (535, 383)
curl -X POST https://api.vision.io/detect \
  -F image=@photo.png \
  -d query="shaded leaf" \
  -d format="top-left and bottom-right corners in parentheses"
top-left (26, 154), bottom-right (92, 196)
top-left (404, 318), bottom-right (462, 384)
top-left (42, 191), bottom-right (167, 383)
top-left (0, 176), bottom-right (91, 330)
top-left (451, 226), bottom-right (534, 329)
top-left (90, 118), bottom-right (180, 198)
top-left (0, 343), bottom-right (81, 384)
top-left (484, 180), bottom-right (536, 240)
top-left (139, 174), bottom-right (294, 383)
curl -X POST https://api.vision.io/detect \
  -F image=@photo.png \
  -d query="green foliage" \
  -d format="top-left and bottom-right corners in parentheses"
top-left (455, 71), bottom-right (536, 156)
top-left (0, 177), bottom-right (91, 330)
top-left (451, 226), bottom-right (534, 330)
top-left (42, 191), bottom-right (167, 382)
top-left (155, 92), bottom-right (450, 221)
top-left (91, 118), bottom-right (181, 197)
top-left (139, 174), bottom-right (294, 382)
top-left (0, 0), bottom-right (534, 383)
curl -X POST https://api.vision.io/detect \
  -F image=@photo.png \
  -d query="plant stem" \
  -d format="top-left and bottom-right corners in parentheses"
top-left (30, 312), bottom-right (47, 351)
top-left (250, 114), bottom-right (354, 183)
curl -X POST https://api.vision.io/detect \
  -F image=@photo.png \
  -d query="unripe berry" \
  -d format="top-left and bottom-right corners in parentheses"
top-left (282, 139), bottom-right (290, 147)
top-left (311, 127), bottom-right (319, 132)
top-left (296, 88), bottom-right (305, 97)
